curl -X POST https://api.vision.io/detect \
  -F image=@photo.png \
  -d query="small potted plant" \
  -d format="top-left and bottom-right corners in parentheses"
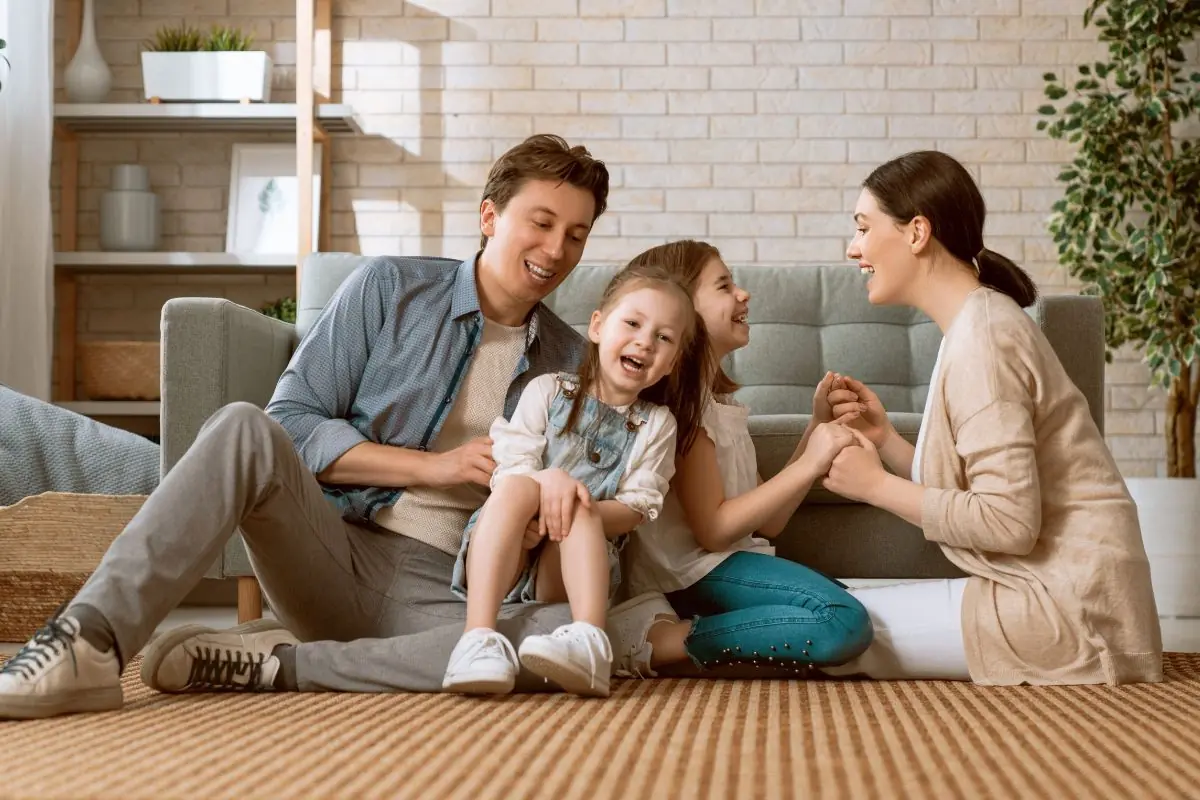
top-left (0, 37), bottom-right (9, 93)
top-left (141, 24), bottom-right (273, 103)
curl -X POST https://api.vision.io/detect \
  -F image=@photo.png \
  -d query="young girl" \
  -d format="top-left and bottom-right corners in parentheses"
top-left (615, 240), bottom-right (874, 678)
top-left (443, 263), bottom-right (711, 697)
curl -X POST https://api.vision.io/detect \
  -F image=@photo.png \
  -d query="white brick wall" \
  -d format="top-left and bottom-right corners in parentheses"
top-left (53, 0), bottom-right (1198, 474)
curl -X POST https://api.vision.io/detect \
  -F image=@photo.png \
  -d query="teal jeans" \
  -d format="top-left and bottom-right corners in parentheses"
top-left (667, 551), bottom-right (873, 675)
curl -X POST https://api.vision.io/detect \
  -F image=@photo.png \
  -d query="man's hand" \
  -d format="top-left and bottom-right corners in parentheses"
top-left (428, 436), bottom-right (495, 488)
top-left (533, 468), bottom-right (592, 542)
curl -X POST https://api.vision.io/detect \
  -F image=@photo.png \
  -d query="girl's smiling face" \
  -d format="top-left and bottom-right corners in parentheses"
top-left (692, 257), bottom-right (750, 359)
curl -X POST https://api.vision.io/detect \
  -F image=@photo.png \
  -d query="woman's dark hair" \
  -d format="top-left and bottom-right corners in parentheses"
top-left (862, 150), bottom-right (1038, 308)
top-left (625, 240), bottom-right (739, 396)
top-left (567, 263), bottom-right (713, 456)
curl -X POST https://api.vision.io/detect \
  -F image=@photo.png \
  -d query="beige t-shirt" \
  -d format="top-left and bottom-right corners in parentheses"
top-left (375, 318), bottom-right (527, 554)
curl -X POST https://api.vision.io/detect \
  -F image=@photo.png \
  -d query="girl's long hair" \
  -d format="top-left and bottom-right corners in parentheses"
top-left (564, 263), bottom-right (713, 455)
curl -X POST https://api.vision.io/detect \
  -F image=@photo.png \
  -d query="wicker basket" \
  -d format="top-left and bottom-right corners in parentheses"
top-left (79, 340), bottom-right (160, 400)
top-left (0, 493), bottom-right (146, 641)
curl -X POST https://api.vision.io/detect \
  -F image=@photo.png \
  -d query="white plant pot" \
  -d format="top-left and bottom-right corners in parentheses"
top-left (1127, 477), bottom-right (1200, 617)
top-left (141, 51), bottom-right (273, 103)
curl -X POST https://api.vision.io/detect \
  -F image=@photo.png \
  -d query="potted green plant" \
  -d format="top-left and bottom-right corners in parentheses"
top-left (141, 24), bottom-right (272, 103)
top-left (1039, 0), bottom-right (1200, 615)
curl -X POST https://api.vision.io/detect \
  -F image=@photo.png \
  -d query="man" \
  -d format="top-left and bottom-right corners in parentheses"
top-left (0, 134), bottom-right (676, 719)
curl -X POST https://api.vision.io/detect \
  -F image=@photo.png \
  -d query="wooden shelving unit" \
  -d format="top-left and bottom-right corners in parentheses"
top-left (54, 0), bottom-right (341, 404)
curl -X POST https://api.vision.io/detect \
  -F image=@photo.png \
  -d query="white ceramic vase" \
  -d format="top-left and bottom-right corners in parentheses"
top-left (64, 0), bottom-right (112, 103)
top-left (1127, 477), bottom-right (1200, 618)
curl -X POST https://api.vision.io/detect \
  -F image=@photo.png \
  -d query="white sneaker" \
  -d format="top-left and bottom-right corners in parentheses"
top-left (0, 615), bottom-right (123, 719)
top-left (442, 628), bottom-right (520, 695)
top-left (518, 621), bottom-right (613, 697)
top-left (140, 618), bottom-right (298, 693)
top-left (607, 592), bottom-right (680, 679)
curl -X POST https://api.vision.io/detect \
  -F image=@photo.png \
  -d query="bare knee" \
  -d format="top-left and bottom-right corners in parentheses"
top-left (491, 474), bottom-right (541, 516)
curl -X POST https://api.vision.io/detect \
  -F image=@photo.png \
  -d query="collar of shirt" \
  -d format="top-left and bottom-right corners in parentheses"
top-left (450, 252), bottom-right (547, 352)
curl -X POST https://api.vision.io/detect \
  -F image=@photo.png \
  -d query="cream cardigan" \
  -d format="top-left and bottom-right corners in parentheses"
top-left (919, 288), bottom-right (1162, 685)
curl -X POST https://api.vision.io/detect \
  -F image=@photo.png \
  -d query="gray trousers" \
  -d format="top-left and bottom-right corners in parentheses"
top-left (71, 402), bottom-right (573, 692)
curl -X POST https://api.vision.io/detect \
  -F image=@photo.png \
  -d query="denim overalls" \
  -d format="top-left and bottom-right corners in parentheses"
top-left (451, 373), bottom-right (654, 604)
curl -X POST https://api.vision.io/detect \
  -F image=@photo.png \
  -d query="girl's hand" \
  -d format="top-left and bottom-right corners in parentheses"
top-left (799, 421), bottom-right (857, 477)
top-left (533, 468), bottom-right (592, 542)
top-left (811, 371), bottom-right (856, 425)
top-left (823, 428), bottom-right (887, 503)
top-left (829, 375), bottom-right (892, 448)
top-left (523, 518), bottom-right (545, 550)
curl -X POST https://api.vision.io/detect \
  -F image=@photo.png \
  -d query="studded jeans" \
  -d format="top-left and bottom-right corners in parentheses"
top-left (667, 551), bottom-right (873, 673)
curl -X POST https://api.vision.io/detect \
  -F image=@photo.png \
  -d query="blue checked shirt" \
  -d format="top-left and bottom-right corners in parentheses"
top-left (265, 255), bottom-right (587, 523)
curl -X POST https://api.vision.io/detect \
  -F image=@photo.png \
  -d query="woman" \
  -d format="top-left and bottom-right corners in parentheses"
top-left (821, 150), bottom-right (1162, 685)
top-left (612, 240), bottom-right (874, 677)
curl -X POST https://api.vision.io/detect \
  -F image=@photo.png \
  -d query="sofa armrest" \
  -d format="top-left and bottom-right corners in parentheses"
top-left (1031, 293), bottom-right (1106, 434)
top-left (160, 298), bottom-right (297, 476)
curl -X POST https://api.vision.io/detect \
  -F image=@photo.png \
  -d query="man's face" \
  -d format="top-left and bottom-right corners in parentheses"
top-left (478, 179), bottom-right (596, 308)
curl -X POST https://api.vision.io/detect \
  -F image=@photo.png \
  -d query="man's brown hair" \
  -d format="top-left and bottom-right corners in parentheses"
top-left (479, 134), bottom-right (610, 249)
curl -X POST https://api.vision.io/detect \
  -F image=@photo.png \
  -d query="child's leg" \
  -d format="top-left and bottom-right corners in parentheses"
top-left (517, 505), bottom-right (613, 697)
top-left (666, 551), bottom-right (874, 671)
top-left (464, 475), bottom-right (540, 631)
top-left (542, 505), bottom-right (608, 628)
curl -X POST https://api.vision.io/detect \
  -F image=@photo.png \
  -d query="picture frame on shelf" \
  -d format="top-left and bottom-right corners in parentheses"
top-left (225, 143), bottom-right (321, 256)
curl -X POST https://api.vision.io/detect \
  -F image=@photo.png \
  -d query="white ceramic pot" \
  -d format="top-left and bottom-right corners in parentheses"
top-left (64, 0), bottom-right (112, 103)
top-left (141, 51), bottom-right (273, 103)
top-left (100, 165), bottom-right (160, 252)
top-left (1127, 477), bottom-right (1200, 617)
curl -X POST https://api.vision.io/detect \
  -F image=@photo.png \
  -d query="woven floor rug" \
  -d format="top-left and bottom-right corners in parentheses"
top-left (1, 653), bottom-right (1198, 799)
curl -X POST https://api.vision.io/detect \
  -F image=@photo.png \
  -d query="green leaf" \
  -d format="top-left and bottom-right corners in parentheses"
top-left (1038, 104), bottom-right (1058, 116)
top-left (1044, 71), bottom-right (1058, 81)
top-left (1079, 64), bottom-right (1092, 76)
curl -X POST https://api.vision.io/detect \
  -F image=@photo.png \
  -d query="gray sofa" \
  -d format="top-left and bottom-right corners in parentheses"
top-left (161, 253), bottom-right (1106, 617)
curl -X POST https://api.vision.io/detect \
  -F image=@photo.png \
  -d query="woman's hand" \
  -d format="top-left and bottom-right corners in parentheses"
top-left (829, 375), bottom-right (892, 448)
top-left (811, 371), bottom-right (856, 425)
top-left (522, 518), bottom-right (545, 550)
top-left (823, 428), bottom-right (887, 503)
top-left (532, 468), bottom-right (591, 542)
top-left (799, 421), bottom-right (857, 477)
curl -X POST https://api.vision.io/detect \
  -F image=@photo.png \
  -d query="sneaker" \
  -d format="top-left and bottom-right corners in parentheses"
top-left (0, 615), bottom-right (123, 720)
top-left (518, 621), bottom-right (613, 697)
top-left (442, 628), bottom-right (520, 695)
top-left (606, 592), bottom-right (680, 679)
top-left (140, 618), bottom-right (298, 693)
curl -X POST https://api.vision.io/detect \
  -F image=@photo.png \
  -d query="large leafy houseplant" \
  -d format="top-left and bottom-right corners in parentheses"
top-left (1038, 0), bottom-right (1200, 477)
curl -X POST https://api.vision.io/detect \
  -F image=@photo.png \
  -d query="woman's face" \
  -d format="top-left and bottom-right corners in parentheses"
top-left (846, 188), bottom-right (918, 306)
top-left (692, 257), bottom-right (750, 358)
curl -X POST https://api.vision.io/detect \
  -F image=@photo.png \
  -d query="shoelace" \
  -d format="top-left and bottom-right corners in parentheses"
top-left (1, 613), bottom-right (78, 681)
top-left (551, 624), bottom-right (611, 690)
top-left (613, 642), bottom-right (654, 679)
top-left (462, 631), bottom-right (519, 669)
top-left (184, 647), bottom-right (267, 691)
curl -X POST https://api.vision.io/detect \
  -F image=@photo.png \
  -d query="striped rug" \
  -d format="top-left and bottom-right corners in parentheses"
top-left (2, 653), bottom-right (1197, 799)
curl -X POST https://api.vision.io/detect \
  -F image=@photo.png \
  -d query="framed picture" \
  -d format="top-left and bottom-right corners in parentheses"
top-left (225, 143), bottom-right (321, 255)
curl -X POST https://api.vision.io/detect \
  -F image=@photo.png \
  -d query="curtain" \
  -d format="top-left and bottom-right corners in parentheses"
top-left (0, 1), bottom-right (54, 399)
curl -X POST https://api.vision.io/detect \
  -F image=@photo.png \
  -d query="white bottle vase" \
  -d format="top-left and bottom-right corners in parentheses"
top-left (64, 0), bottom-right (112, 103)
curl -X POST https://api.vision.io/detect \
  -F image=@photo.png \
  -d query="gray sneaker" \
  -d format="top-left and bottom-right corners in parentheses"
top-left (0, 615), bottom-right (123, 720)
top-left (140, 618), bottom-right (298, 693)
top-left (606, 592), bottom-right (680, 679)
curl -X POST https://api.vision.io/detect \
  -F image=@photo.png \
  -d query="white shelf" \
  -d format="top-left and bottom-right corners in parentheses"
top-left (56, 252), bottom-right (297, 274)
top-left (54, 103), bottom-right (361, 134)
top-left (58, 401), bottom-right (160, 416)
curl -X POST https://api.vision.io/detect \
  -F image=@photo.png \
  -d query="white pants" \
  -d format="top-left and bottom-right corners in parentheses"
top-left (822, 578), bottom-right (971, 681)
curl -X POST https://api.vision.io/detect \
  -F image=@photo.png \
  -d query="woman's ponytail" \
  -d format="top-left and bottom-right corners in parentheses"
top-left (976, 247), bottom-right (1037, 308)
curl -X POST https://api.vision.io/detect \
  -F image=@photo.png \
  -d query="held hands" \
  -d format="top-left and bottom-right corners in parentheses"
top-left (430, 436), bottom-right (495, 488)
top-left (825, 374), bottom-right (892, 449)
top-left (799, 422), bottom-right (858, 477)
top-left (823, 427), bottom-right (887, 503)
top-left (811, 371), bottom-right (854, 424)
top-left (532, 468), bottom-right (592, 542)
